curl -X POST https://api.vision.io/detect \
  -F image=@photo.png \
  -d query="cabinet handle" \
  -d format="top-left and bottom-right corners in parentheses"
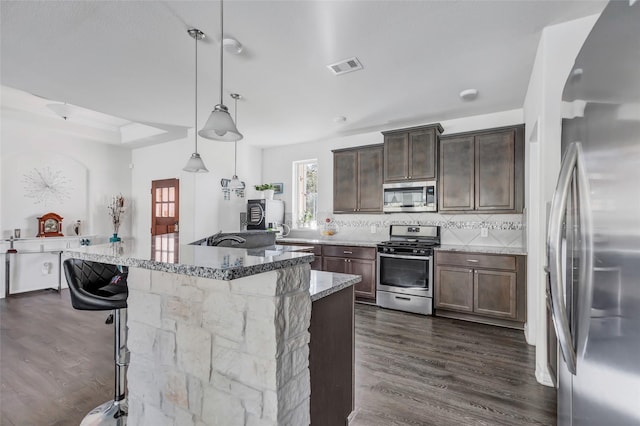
top-left (395, 296), bottom-right (411, 301)
top-left (343, 251), bottom-right (353, 254)
top-left (467, 259), bottom-right (479, 263)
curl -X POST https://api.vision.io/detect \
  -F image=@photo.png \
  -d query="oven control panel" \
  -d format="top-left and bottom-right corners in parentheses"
top-left (377, 245), bottom-right (434, 256)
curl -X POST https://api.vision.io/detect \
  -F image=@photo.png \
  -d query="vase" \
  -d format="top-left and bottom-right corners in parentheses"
top-left (110, 233), bottom-right (121, 242)
top-left (263, 189), bottom-right (275, 200)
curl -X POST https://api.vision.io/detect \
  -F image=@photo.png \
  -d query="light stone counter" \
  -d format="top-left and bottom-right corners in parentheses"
top-left (64, 237), bottom-right (323, 426)
top-left (65, 238), bottom-right (314, 280)
top-left (436, 244), bottom-right (527, 256)
top-left (309, 271), bottom-right (361, 302)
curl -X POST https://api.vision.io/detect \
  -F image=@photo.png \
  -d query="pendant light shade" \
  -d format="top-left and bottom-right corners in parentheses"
top-left (229, 174), bottom-right (243, 190)
top-left (183, 28), bottom-right (209, 173)
top-left (183, 153), bottom-right (209, 173)
top-left (199, 0), bottom-right (243, 142)
top-left (198, 104), bottom-right (242, 141)
top-left (220, 93), bottom-right (245, 198)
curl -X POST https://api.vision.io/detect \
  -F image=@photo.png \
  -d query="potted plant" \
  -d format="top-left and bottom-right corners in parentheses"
top-left (254, 183), bottom-right (275, 200)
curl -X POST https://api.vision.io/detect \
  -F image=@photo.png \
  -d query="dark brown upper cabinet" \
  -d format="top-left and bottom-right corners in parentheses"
top-left (382, 124), bottom-right (443, 183)
top-left (439, 125), bottom-right (524, 214)
top-left (333, 144), bottom-right (383, 213)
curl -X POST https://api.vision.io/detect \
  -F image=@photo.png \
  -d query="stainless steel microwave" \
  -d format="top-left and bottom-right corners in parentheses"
top-left (382, 181), bottom-right (437, 213)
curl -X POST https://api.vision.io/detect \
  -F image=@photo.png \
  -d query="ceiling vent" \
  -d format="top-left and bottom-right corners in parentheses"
top-left (327, 57), bottom-right (363, 76)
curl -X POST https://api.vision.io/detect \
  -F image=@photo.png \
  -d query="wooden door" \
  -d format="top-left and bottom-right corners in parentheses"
top-left (473, 269), bottom-right (517, 319)
top-left (333, 151), bottom-right (358, 213)
top-left (322, 257), bottom-right (350, 274)
top-left (475, 130), bottom-right (515, 211)
top-left (435, 266), bottom-right (474, 312)
top-left (408, 128), bottom-right (436, 180)
top-left (357, 145), bottom-right (383, 212)
top-left (151, 178), bottom-right (179, 236)
top-left (383, 132), bottom-right (409, 182)
top-left (349, 258), bottom-right (376, 301)
top-left (439, 136), bottom-right (475, 211)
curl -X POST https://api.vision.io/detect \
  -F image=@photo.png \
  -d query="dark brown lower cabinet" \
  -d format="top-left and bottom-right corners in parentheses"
top-left (310, 285), bottom-right (354, 425)
top-left (322, 245), bottom-right (377, 303)
top-left (435, 250), bottom-right (526, 329)
top-left (277, 242), bottom-right (377, 302)
top-left (435, 266), bottom-right (473, 312)
top-left (276, 242), bottom-right (323, 270)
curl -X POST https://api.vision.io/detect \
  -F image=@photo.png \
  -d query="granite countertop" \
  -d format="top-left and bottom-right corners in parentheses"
top-left (64, 237), bottom-right (314, 280)
top-left (276, 237), bottom-right (378, 248)
top-left (309, 270), bottom-right (361, 302)
top-left (436, 244), bottom-right (527, 256)
top-left (278, 237), bottom-right (527, 254)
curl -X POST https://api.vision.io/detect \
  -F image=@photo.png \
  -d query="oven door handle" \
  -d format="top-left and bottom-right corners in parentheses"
top-left (378, 253), bottom-right (432, 261)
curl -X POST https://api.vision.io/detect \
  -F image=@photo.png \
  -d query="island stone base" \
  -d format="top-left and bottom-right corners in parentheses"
top-left (125, 264), bottom-right (312, 426)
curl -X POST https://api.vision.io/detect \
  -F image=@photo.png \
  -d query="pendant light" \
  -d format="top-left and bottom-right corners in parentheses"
top-left (183, 28), bottom-right (209, 173)
top-left (228, 93), bottom-right (243, 189)
top-left (198, 0), bottom-right (243, 142)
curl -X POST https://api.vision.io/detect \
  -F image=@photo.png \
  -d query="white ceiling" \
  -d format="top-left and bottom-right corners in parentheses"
top-left (0, 0), bottom-right (605, 148)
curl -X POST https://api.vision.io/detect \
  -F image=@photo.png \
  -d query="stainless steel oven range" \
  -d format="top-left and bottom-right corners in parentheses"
top-left (377, 225), bottom-right (440, 315)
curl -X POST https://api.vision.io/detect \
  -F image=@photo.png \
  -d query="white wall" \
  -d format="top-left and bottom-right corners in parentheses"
top-left (0, 103), bottom-right (132, 296)
top-left (262, 109), bottom-right (524, 220)
top-left (131, 130), bottom-right (262, 245)
top-left (523, 13), bottom-right (600, 386)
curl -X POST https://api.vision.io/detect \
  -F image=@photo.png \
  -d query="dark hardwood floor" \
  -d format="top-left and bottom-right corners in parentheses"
top-left (352, 304), bottom-right (556, 426)
top-left (1, 290), bottom-right (556, 426)
top-left (0, 290), bottom-right (113, 426)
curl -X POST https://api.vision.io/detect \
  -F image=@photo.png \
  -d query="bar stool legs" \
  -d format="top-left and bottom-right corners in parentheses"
top-left (81, 308), bottom-right (129, 426)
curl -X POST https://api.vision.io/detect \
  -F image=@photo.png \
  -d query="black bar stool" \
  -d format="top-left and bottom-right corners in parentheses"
top-left (63, 258), bottom-right (129, 426)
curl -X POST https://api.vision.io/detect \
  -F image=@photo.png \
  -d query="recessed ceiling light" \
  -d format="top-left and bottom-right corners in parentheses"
top-left (459, 88), bottom-right (479, 101)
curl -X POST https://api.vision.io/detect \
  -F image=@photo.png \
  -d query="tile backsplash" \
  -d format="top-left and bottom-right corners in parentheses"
top-left (285, 212), bottom-right (526, 249)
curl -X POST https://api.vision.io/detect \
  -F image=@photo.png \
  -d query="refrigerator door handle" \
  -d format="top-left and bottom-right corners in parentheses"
top-left (547, 142), bottom-right (579, 375)
top-left (575, 142), bottom-right (594, 362)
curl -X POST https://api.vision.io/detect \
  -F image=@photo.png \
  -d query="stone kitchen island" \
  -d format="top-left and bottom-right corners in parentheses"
top-left (65, 238), bottom-right (360, 426)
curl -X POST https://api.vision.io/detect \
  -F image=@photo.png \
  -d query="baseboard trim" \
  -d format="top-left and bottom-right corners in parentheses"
top-left (347, 408), bottom-right (360, 425)
top-left (535, 362), bottom-right (555, 387)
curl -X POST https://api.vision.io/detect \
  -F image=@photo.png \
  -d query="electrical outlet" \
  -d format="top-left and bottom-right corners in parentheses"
top-left (480, 228), bottom-right (488, 238)
top-left (370, 225), bottom-right (376, 234)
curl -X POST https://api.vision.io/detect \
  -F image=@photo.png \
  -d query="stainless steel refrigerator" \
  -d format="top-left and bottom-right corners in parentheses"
top-left (547, 1), bottom-right (640, 425)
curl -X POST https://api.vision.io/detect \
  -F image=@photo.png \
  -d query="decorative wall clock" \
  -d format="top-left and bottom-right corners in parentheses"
top-left (37, 212), bottom-right (64, 237)
top-left (22, 166), bottom-right (71, 205)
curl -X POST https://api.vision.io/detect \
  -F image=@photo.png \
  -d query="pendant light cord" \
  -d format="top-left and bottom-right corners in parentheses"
top-left (195, 32), bottom-right (199, 154)
top-left (219, 0), bottom-right (224, 106)
top-left (233, 95), bottom-right (238, 175)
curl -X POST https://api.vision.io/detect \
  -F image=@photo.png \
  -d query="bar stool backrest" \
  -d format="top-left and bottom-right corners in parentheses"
top-left (63, 258), bottom-right (128, 311)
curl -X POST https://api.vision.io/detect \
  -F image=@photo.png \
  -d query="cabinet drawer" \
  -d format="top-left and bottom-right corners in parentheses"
top-left (278, 242), bottom-right (321, 256)
top-left (322, 245), bottom-right (376, 260)
top-left (436, 251), bottom-right (516, 271)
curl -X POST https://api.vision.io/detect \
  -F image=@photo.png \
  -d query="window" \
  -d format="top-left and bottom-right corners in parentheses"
top-left (293, 159), bottom-right (318, 229)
